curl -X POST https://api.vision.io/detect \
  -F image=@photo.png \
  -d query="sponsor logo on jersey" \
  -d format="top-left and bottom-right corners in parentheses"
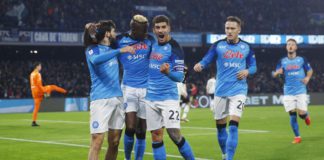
top-left (175, 60), bottom-right (184, 64)
top-left (132, 43), bottom-right (148, 50)
top-left (224, 62), bottom-right (241, 68)
top-left (150, 53), bottom-right (163, 60)
top-left (223, 50), bottom-right (244, 59)
top-left (149, 63), bottom-right (160, 69)
top-left (286, 65), bottom-right (300, 70)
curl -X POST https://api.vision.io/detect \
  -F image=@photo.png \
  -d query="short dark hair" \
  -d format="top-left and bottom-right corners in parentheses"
top-left (33, 62), bottom-right (41, 69)
top-left (152, 15), bottom-right (170, 26)
top-left (226, 16), bottom-right (242, 27)
top-left (287, 38), bottom-right (297, 44)
top-left (96, 20), bottom-right (116, 42)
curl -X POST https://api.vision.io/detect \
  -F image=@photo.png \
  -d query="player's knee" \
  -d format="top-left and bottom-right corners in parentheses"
top-left (125, 127), bottom-right (136, 137)
top-left (298, 113), bottom-right (307, 119)
top-left (151, 129), bottom-right (163, 142)
top-left (91, 134), bottom-right (104, 149)
top-left (289, 111), bottom-right (297, 116)
top-left (136, 126), bottom-right (146, 139)
top-left (167, 128), bottom-right (182, 144)
top-left (109, 137), bottom-right (121, 148)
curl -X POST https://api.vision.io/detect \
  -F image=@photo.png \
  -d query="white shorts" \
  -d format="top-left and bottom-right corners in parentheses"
top-left (89, 97), bottom-right (125, 134)
top-left (145, 100), bottom-right (180, 131)
top-left (122, 85), bottom-right (147, 119)
top-left (213, 95), bottom-right (246, 120)
top-left (282, 94), bottom-right (308, 112)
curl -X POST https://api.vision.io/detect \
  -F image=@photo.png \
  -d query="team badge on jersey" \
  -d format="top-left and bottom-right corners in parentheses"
top-left (92, 121), bottom-right (99, 129)
top-left (88, 49), bottom-right (94, 55)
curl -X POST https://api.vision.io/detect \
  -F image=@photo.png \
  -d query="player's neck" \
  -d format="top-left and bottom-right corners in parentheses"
top-left (227, 38), bottom-right (240, 44)
top-left (288, 52), bottom-right (297, 59)
top-left (99, 38), bottom-right (110, 46)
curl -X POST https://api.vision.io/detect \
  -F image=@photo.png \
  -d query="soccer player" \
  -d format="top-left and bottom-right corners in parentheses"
top-left (146, 15), bottom-right (195, 160)
top-left (194, 16), bottom-right (257, 160)
top-left (272, 38), bottom-right (313, 144)
top-left (116, 14), bottom-right (154, 160)
top-left (30, 62), bottom-right (67, 127)
top-left (84, 20), bottom-right (135, 160)
top-left (177, 67), bottom-right (190, 122)
top-left (206, 74), bottom-right (216, 111)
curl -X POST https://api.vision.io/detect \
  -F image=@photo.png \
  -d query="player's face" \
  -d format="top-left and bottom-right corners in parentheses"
top-left (225, 21), bottom-right (241, 42)
top-left (286, 41), bottom-right (297, 54)
top-left (108, 28), bottom-right (117, 42)
top-left (153, 22), bottom-right (170, 43)
top-left (37, 64), bottom-right (42, 71)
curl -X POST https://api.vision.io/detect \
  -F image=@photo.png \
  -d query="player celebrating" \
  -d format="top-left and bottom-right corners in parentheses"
top-left (116, 14), bottom-right (154, 160)
top-left (30, 62), bottom-right (67, 127)
top-left (272, 38), bottom-right (313, 144)
top-left (84, 20), bottom-right (135, 160)
top-left (145, 15), bottom-right (195, 160)
top-left (194, 16), bottom-right (257, 160)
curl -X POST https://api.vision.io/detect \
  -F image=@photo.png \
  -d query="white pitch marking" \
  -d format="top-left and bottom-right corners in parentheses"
top-left (0, 136), bottom-right (212, 160)
top-left (21, 119), bottom-right (270, 133)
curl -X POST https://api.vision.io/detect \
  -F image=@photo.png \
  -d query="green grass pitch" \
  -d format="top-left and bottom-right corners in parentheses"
top-left (0, 106), bottom-right (323, 160)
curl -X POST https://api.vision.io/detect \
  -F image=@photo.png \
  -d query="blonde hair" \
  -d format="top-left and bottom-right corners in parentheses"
top-left (132, 14), bottom-right (148, 23)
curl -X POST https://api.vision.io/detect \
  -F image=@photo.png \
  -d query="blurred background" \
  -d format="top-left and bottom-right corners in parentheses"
top-left (0, 0), bottom-right (324, 111)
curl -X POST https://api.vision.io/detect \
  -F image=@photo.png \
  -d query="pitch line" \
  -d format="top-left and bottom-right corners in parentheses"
top-left (0, 136), bottom-right (212, 160)
top-left (21, 119), bottom-right (270, 133)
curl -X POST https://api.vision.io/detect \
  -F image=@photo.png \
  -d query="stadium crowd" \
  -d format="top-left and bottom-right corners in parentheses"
top-left (1, 57), bottom-right (323, 99)
top-left (0, 0), bottom-right (323, 33)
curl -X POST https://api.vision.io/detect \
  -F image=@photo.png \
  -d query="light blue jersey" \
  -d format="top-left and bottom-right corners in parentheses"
top-left (85, 44), bottom-right (123, 101)
top-left (200, 38), bottom-right (257, 97)
top-left (146, 38), bottom-right (185, 101)
top-left (117, 33), bottom-right (154, 88)
top-left (276, 56), bottom-right (312, 95)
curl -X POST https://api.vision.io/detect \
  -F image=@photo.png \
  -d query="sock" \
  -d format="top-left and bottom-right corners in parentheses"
top-left (216, 123), bottom-right (228, 154)
top-left (176, 137), bottom-right (195, 160)
top-left (299, 112), bottom-right (308, 119)
top-left (124, 130), bottom-right (135, 160)
top-left (226, 120), bottom-right (239, 160)
top-left (134, 138), bottom-right (146, 160)
top-left (290, 112), bottom-right (300, 137)
top-left (152, 141), bottom-right (166, 160)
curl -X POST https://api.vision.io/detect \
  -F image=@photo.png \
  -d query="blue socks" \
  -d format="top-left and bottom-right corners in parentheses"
top-left (152, 141), bottom-right (166, 160)
top-left (124, 132), bottom-right (134, 160)
top-left (176, 137), bottom-right (195, 160)
top-left (290, 112), bottom-right (300, 137)
top-left (134, 138), bottom-right (146, 160)
top-left (217, 123), bottom-right (228, 155)
top-left (226, 120), bottom-right (239, 160)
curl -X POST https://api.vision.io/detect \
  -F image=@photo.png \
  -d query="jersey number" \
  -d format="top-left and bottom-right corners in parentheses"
top-left (236, 100), bottom-right (245, 110)
top-left (169, 110), bottom-right (180, 120)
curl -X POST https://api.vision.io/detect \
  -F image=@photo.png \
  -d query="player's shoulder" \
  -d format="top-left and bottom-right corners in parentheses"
top-left (211, 38), bottom-right (227, 48)
top-left (168, 38), bottom-right (181, 49)
top-left (146, 34), bottom-right (155, 43)
top-left (296, 55), bottom-right (308, 62)
top-left (239, 39), bottom-right (252, 49)
top-left (86, 44), bottom-right (100, 55)
top-left (116, 32), bottom-right (130, 40)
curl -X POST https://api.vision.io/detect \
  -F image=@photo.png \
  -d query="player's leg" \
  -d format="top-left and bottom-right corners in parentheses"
top-left (89, 99), bottom-right (110, 160)
top-left (123, 86), bottom-right (139, 160)
top-left (32, 97), bottom-right (43, 126)
top-left (164, 100), bottom-right (194, 160)
top-left (106, 129), bottom-right (122, 160)
top-left (45, 85), bottom-right (67, 94)
top-left (134, 92), bottom-right (147, 160)
top-left (296, 94), bottom-right (311, 126)
top-left (213, 96), bottom-right (229, 159)
top-left (88, 133), bottom-right (104, 160)
top-left (283, 95), bottom-right (301, 143)
top-left (181, 102), bottom-right (190, 122)
top-left (106, 97), bottom-right (124, 160)
top-left (146, 101), bottom-right (166, 160)
top-left (226, 95), bottom-right (246, 160)
top-left (124, 112), bottom-right (137, 160)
